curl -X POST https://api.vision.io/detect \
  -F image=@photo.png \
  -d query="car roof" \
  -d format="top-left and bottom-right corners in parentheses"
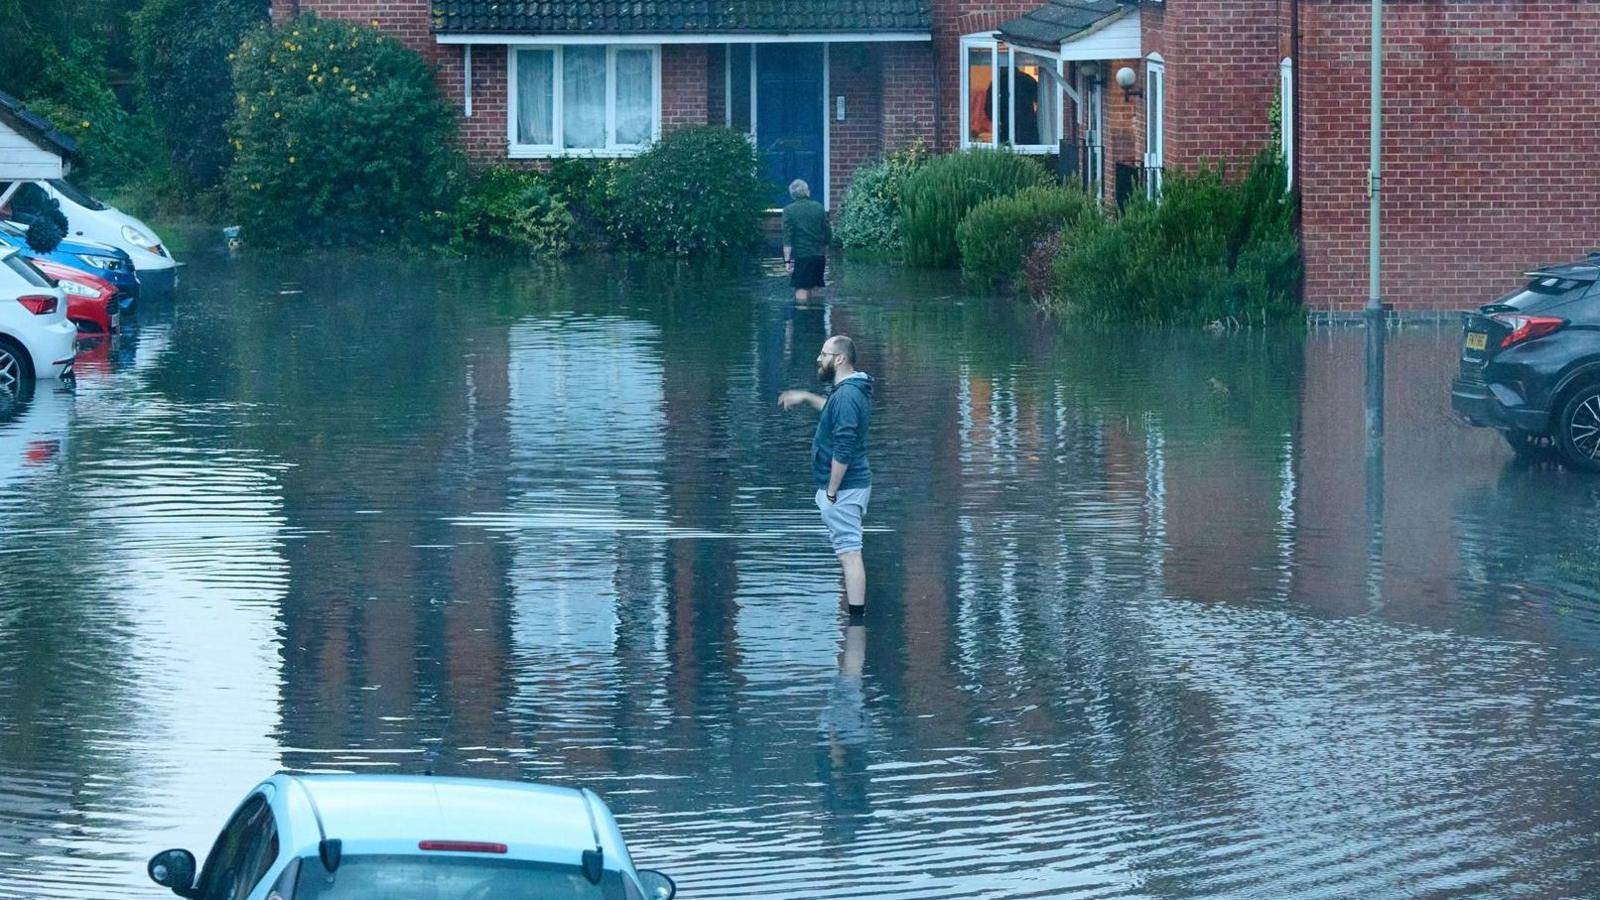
top-left (285, 775), bottom-right (606, 854)
top-left (0, 220), bottom-right (128, 258)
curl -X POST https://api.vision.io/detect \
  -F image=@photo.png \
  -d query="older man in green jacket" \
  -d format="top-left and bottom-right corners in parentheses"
top-left (782, 178), bottom-right (831, 301)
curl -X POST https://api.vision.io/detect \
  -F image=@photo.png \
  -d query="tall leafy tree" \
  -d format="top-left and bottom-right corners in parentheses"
top-left (132, 0), bottom-right (268, 189)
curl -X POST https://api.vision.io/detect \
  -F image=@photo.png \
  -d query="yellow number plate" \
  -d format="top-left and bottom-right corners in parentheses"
top-left (1466, 332), bottom-right (1488, 351)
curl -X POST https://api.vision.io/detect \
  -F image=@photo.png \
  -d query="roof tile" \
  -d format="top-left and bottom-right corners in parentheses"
top-left (435, 0), bottom-right (931, 34)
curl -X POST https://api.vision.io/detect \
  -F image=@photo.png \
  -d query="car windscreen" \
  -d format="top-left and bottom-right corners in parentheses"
top-left (1492, 275), bottom-right (1592, 311)
top-left (292, 855), bottom-right (633, 899)
top-left (2, 253), bottom-right (53, 289)
top-left (48, 179), bottom-right (107, 211)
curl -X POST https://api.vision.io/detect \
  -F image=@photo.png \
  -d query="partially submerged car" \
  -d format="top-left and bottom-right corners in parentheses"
top-left (147, 774), bottom-right (678, 900)
top-left (29, 256), bottom-right (121, 335)
top-left (0, 178), bottom-right (177, 292)
top-left (0, 218), bottom-right (140, 311)
top-left (1452, 255), bottom-right (1600, 470)
top-left (0, 245), bottom-right (74, 395)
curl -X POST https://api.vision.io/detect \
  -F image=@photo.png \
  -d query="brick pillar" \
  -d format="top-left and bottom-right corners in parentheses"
top-left (881, 42), bottom-right (936, 151)
top-left (661, 44), bottom-right (710, 130)
top-left (828, 43), bottom-right (883, 208)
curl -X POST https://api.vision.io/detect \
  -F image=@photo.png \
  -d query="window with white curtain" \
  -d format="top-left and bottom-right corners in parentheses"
top-left (509, 45), bottom-right (660, 156)
top-left (960, 33), bottom-right (1063, 153)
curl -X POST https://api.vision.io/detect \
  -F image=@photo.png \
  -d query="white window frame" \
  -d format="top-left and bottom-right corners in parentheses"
top-left (1279, 57), bottom-right (1294, 191)
top-left (1144, 53), bottom-right (1165, 200)
top-left (958, 32), bottom-right (1064, 154)
top-left (507, 44), bottom-right (663, 158)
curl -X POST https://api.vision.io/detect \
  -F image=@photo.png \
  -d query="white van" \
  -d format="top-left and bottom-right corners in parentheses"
top-left (0, 178), bottom-right (178, 293)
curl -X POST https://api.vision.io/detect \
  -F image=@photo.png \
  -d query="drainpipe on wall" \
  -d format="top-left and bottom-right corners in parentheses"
top-left (1291, 0), bottom-right (1301, 217)
top-left (933, 38), bottom-right (946, 150)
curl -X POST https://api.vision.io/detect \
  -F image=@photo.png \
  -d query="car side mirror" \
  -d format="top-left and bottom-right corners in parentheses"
top-left (147, 849), bottom-right (199, 896)
top-left (637, 869), bottom-right (677, 900)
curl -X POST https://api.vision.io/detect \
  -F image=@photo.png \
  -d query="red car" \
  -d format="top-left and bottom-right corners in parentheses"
top-left (30, 257), bottom-right (120, 335)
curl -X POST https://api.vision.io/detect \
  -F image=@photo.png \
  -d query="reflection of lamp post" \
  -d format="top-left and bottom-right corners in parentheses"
top-left (1116, 66), bottom-right (1141, 101)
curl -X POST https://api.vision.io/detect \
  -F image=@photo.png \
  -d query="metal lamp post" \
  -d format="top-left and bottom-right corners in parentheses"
top-left (1366, 0), bottom-right (1383, 317)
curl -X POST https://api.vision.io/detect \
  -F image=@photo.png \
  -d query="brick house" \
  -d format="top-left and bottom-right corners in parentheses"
top-left (272, 0), bottom-right (1593, 314)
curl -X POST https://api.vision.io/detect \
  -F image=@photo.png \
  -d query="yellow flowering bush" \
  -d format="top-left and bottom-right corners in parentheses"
top-left (227, 12), bottom-right (463, 247)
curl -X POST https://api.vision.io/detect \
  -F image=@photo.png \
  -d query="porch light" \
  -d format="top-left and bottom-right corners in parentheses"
top-left (1116, 66), bottom-right (1141, 100)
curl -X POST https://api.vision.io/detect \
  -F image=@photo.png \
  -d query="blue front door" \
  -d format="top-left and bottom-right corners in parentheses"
top-left (756, 43), bottom-right (824, 208)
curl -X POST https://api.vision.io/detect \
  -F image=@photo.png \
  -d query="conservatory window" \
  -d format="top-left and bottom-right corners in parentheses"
top-left (961, 35), bottom-right (1063, 153)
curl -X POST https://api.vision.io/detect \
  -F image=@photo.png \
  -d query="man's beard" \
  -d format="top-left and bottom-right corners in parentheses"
top-left (818, 362), bottom-right (836, 382)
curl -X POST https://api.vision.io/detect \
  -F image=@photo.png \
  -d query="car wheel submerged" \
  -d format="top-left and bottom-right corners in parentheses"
top-left (1557, 385), bottom-right (1600, 472)
top-left (0, 339), bottom-right (32, 397)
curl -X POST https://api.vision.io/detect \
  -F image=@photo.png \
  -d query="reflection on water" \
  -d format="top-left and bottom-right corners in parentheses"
top-left (2, 251), bottom-right (1600, 897)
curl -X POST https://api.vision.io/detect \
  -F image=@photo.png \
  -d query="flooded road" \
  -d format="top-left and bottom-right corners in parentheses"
top-left (2, 249), bottom-right (1598, 898)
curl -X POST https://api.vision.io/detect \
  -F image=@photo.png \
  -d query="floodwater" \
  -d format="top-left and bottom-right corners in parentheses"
top-left (2, 248), bottom-right (1599, 899)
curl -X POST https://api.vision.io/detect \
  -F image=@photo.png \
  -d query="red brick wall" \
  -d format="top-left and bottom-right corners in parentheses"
top-left (661, 44), bottom-right (710, 130)
top-left (1100, 58), bottom-right (1140, 210)
top-left (881, 42), bottom-right (937, 152)
top-left (456, 45), bottom-right (506, 164)
top-left (706, 45), bottom-right (727, 126)
top-left (1139, 0), bottom-right (1284, 171)
top-left (828, 43), bottom-right (884, 208)
top-left (1299, 1), bottom-right (1600, 314)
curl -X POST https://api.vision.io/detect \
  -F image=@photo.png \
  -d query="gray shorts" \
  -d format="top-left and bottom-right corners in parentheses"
top-left (816, 487), bottom-right (871, 554)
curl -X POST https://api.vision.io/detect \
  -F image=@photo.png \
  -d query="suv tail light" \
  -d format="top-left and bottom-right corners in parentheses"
top-left (1492, 313), bottom-right (1567, 348)
top-left (17, 294), bottom-right (58, 315)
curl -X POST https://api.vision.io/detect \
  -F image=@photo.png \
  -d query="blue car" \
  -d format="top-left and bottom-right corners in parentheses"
top-left (0, 219), bottom-right (139, 311)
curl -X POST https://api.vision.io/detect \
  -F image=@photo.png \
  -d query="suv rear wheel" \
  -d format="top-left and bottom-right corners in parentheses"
top-left (0, 338), bottom-right (32, 397)
top-left (1557, 384), bottom-right (1600, 472)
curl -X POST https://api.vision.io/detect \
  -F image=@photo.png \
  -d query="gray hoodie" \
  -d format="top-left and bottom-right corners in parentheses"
top-left (812, 373), bottom-right (873, 489)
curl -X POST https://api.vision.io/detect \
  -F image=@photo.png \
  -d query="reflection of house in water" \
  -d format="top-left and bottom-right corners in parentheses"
top-left (501, 317), bottom-right (672, 757)
top-left (275, 322), bottom-right (517, 774)
top-left (72, 375), bottom-right (289, 872)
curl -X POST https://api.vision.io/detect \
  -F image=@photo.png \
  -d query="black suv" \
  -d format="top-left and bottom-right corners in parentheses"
top-left (1452, 257), bottom-right (1600, 470)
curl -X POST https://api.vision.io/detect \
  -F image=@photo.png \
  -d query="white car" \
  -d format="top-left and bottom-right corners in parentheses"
top-left (0, 245), bottom-right (74, 394)
top-left (147, 774), bottom-right (679, 900)
top-left (0, 178), bottom-right (178, 292)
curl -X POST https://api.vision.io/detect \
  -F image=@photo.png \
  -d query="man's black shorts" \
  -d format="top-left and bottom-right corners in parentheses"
top-left (791, 256), bottom-right (826, 290)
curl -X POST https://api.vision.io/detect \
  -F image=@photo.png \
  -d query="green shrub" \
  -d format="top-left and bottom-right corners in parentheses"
top-left (132, 0), bottom-right (267, 190)
top-left (227, 13), bottom-right (464, 248)
top-left (957, 185), bottom-right (1099, 289)
top-left (445, 167), bottom-right (575, 257)
top-left (1021, 229), bottom-right (1065, 305)
top-left (544, 158), bottom-right (623, 248)
top-left (612, 126), bottom-right (768, 255)
top-left (836, 141), bottom-right (926, 258)
top-left (899, 149), bottom-right (1049, 268)
top-left (1049, 150), bottom-right (1302, 325)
